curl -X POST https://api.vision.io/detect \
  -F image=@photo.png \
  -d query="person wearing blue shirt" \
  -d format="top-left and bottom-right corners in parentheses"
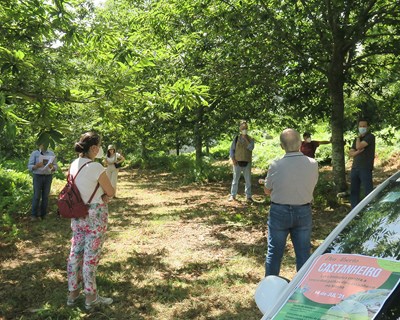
top-left (228, 120), bottom-right (255, 203)
top-left (28, 141), bottom-right (58, 221)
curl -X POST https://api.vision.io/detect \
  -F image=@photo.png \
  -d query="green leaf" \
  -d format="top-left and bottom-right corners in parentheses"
top-left (13, 50), bottom-right (25, 60)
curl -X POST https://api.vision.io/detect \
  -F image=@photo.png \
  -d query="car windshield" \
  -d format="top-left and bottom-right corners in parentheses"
top-left (327, 177), bottom-right (400, 260)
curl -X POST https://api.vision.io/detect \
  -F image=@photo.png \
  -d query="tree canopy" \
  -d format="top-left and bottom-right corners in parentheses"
top-left (1, 0), bottom-right (399, 189)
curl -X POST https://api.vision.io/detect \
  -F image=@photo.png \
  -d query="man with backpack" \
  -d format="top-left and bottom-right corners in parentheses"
top-left (228, 120), bottom-right (255, 203)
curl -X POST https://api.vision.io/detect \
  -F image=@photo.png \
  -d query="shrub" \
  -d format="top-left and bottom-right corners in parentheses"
top-left (313, 172), bottom-right (339, 209)
top-left (0, 167), bottom-right (32, 213)
top-left (143, 152), bottom-right (172, 170)
top-left (190, 156), bottom-right (231, 183)
top-left (252, 136), bottom-right (284, 171)
top-left (0, 166), bottom-right (32, 241)
top-left (129, 152), bottom-right (231, 183)
top-left (125, 153), bottom-right (144, 168)
top-left (209, 139), bottom-right (231, 160)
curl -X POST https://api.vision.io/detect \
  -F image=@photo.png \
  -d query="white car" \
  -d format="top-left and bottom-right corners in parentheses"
top-left (255, 171), bottom-right (400, 320)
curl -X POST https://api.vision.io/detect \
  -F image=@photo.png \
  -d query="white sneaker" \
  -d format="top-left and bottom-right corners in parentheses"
top-left (228, 195), bottom-right (236, 201)
top-left (85, 295), bottom-right (113, 310)
top-left (67, 294), bottom-right (80, 306)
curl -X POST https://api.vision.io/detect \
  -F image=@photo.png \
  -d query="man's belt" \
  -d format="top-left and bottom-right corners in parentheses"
top-left (271, 202), bottom-right (310, 207)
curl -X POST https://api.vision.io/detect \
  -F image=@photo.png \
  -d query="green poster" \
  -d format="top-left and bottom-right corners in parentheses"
top-left (273, 254), bottom-right (400, 320)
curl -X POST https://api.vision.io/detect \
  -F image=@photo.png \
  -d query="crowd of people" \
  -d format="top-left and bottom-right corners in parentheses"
top-left (228, 119), bottom-right (375, 277)
top-left (26, 119), bottom-right (375, 308)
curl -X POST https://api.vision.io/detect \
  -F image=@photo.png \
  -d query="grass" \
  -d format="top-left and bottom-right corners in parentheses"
top-left (0, 159), bottom-right (399, 319)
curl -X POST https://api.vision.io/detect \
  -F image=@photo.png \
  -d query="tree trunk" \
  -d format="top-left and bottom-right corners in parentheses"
top-left (205, 138), bottom-right (210, 156)
top-left (175, 136), bottom-right (180, 156)
top-left (194, 107), bottom-right (204, 169)
top-left (141, 138), bottom-right (149, 161)
top-left (328, 46), bottom-right (348, 193)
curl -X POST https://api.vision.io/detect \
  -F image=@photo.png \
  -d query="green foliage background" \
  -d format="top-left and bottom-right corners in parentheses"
top-left (1, 0), bottom-right (400, 243)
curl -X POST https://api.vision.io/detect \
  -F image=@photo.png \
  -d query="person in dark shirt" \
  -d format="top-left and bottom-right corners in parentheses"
top-left (300, 132), bottom-right (331, 158)
top-left (349, 119), bottom-right (375, 208)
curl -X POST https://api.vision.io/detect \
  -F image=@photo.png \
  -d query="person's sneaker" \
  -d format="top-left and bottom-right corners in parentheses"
top-left (30, 216), bottom-right (38, 221)
top-left (228, 195), bottom-right (236, 202)
top-left (85, 295), bottom-right (113, 310)
top-left (67, 294), bottom-right (80, 306)
top-left (246, 197), bottom-right (254, 203)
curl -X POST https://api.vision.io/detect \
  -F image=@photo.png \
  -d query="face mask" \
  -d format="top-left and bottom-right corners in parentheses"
top-left (358, 127), bottom-right (367, 135)
top-left (241, 129), bottom-right (248, 135)
top-left (95, 146), bottom-right (104, 158)
top-left (306, 138), bottom-right (312, 143)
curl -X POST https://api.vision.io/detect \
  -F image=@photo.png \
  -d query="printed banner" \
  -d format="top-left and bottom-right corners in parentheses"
top-left (273, 253), bottom-right (400, 320)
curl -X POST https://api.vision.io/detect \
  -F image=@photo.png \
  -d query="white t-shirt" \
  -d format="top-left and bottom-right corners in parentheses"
top-left (70, 158), bottom-right (105, 204)
top-left (106, 152), bottom-right (121, 165)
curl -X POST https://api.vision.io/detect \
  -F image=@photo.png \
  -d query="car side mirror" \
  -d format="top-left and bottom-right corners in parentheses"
top-left (254, 275), bottom-right (289, 315)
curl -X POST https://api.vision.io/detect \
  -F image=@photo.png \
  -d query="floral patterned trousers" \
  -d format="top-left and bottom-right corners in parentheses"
top-left (67, 203), bottom-right (108, 295)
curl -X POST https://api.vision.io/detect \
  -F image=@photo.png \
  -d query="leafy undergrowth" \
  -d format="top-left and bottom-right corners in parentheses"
top-left (0, 163), bottom-right (398, 320)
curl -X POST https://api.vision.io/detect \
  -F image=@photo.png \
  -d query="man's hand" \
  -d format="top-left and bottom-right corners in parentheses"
top-left (232, 158), bottom-right (238, 166)
top-left (34, 162), bottom-right (44, 169)
top-left (349, 148), bottom-right (364, 158)
top-left (240, 134), bottom-right (250, 144)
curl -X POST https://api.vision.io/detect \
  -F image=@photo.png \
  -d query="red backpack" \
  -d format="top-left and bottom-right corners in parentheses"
top-left (57, 161), bottom-right (99, 219)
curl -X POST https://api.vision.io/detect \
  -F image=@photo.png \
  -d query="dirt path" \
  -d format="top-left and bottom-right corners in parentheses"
top-left (81, 168), bottom-right (269, 319)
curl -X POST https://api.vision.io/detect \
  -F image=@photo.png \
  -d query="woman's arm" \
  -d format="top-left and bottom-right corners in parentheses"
top-left (117, 154), bottom-right (125, 163)
top-left (98, 171), bottom-right (115, 198)
top-left (316, 140), bottom-right (331, 145)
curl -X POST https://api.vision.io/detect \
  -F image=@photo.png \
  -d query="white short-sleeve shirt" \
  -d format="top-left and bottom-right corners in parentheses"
top-left (70, 158), bottom-right (105, 204)
top-left (106, 153), bottom-right (121, 165)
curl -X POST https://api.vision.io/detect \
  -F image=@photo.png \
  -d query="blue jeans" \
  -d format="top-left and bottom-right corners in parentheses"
top-left (230, 163), bottom-right (252, 198)
top-left (350, 168), bottom-right (373, 209)
top-left (265, 203), bottom-right (312, 276)
top-left (32, 174), bottom-right (53, 217)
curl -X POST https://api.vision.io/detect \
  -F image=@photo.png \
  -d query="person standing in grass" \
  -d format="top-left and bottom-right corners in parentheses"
top-left (349, 119), bottom-right (375, 209)
top-left (300, 132), bottom-right (331, 158)
top-left (262, 128), bottom-right (318, 276)
top-left (66, 132), bottom-right (115, 310)
top-left (27, 140), bottom-right (58, 221)
top-left (228, 120), bottom-right (255, 203)
top-left (104, 144), bottom-right (125, 198)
